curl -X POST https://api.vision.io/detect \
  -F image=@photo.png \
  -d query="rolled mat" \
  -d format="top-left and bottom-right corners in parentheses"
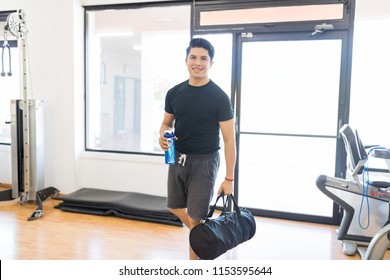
top-left (54, 188), bottom-right (183, 227)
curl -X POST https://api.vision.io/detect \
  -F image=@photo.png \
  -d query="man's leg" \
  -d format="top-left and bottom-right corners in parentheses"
top-left (170, 208), bottom-right (190, 227)
top-left (170, 208), bottom-right (201, 260)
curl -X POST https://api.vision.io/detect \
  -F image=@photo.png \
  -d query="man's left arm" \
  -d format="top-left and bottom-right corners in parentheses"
top-left (218, 118), bottom-right (236, 195)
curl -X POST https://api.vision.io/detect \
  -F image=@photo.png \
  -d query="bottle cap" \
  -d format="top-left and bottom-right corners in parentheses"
top-left (164, 130), bottom-right (174, 138)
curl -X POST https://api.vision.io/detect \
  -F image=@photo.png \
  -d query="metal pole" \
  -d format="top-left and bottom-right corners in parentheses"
top-left (20, 37), bottom-right (31, 202)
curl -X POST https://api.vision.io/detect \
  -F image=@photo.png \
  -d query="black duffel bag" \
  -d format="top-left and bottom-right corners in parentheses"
top-left (189, 193), bottom-right (256, 260)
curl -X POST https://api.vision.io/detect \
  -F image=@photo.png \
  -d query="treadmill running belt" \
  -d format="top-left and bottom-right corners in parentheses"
top-left (55, 188), bottom-right (183, 227)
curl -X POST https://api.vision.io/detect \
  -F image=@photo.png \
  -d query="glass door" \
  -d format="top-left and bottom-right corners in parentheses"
top-left (236, 32), bottom-right (348, 222)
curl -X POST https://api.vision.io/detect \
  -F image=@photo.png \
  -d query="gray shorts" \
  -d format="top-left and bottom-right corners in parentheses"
top-left (167, 151), bottom-right (220, 220)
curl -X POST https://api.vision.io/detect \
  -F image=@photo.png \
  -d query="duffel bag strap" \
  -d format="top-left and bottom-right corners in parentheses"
top-left (206, 192), bottom-right (226, 219)
top-left (228, 194), bottom-right (242, 215)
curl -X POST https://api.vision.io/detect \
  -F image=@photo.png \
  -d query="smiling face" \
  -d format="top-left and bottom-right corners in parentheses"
top-left (186, 47), bottom-right (213, 86)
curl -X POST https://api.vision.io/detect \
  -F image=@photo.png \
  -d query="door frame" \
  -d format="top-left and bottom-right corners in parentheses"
top-left (191, 0), bottom-right (356, 225)
top-left (233, 30), bottom-right (352, 224)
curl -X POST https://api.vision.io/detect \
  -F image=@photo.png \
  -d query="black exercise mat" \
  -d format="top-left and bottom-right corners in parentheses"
top-left (55, 188), bottom-right (183, 227)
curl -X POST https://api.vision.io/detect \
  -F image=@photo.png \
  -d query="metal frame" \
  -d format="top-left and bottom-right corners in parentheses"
top-left (190, 0), bottom-right (356, 225)
top-left (192, 0), bottom-right (353, 33)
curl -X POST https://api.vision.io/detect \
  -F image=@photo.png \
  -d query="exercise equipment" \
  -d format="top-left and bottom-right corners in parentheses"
top-left (4, 10), bottom-right (59, 220)
top-left (1, 30), bottom-right (12, 77)
top-left (316, 124), bottom-right (390, 259)
top-left (54, 188), bottom-right (183, 227)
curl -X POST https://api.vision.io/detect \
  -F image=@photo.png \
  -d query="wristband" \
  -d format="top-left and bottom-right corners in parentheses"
top-left (225, 177), bottom-right (234, 182)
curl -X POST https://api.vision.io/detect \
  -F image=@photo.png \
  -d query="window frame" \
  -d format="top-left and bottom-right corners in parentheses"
top-left (192, 0), bottom-right (352, 34)
top-left (83, 1), bottom-right (192, 156)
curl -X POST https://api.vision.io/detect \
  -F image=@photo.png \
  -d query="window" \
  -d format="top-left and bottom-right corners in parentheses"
top-left (0, 16), bottom-right (19, 145)
top-left (85, 4), bottom-right (191, 154)
top-left (193, 0), bottom-right (349, 33)
top-left (199, 3), bottom-right (343, 26)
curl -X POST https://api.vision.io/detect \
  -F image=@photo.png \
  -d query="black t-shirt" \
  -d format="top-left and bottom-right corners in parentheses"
top-left (165, 80), bottom-right (234, 155)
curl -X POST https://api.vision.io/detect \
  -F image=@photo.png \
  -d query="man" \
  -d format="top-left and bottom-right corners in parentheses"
top-left (159, 38), bottom-right (236, 260)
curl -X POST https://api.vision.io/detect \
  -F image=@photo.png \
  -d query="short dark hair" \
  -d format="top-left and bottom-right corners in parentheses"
top-left (186, 38), bottom-right (215, 61)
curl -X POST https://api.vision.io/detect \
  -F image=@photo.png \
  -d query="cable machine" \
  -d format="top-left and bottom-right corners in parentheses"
top-left (4, 10), bottom-right (58, 220)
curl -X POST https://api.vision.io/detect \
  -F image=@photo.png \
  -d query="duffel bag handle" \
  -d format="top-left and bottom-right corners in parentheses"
top-left (206, 192), bottom-right (226, 219)
top-left (227, 194), bottom-right (242, 215)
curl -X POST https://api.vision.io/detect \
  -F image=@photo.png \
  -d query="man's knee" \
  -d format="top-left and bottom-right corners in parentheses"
top-left (188, 216), bottom-right (201, 229)
top-left (169, 208), bottom-right (201, 229)
top-left (170, 208), bottom-right (185, 217)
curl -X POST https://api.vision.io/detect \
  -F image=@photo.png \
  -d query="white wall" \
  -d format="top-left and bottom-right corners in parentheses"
top-left (349, 1), bottom-right (390, 147)
top-left (0, 0), bottom-right (389, 197)
top-left (0, 0), bottom-right (169, 196)
top-left (0, 0), bottom-right (82, 191)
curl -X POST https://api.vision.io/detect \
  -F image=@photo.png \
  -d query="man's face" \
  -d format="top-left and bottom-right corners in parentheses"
top-left (186, 47), bottom-right (213, 81)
